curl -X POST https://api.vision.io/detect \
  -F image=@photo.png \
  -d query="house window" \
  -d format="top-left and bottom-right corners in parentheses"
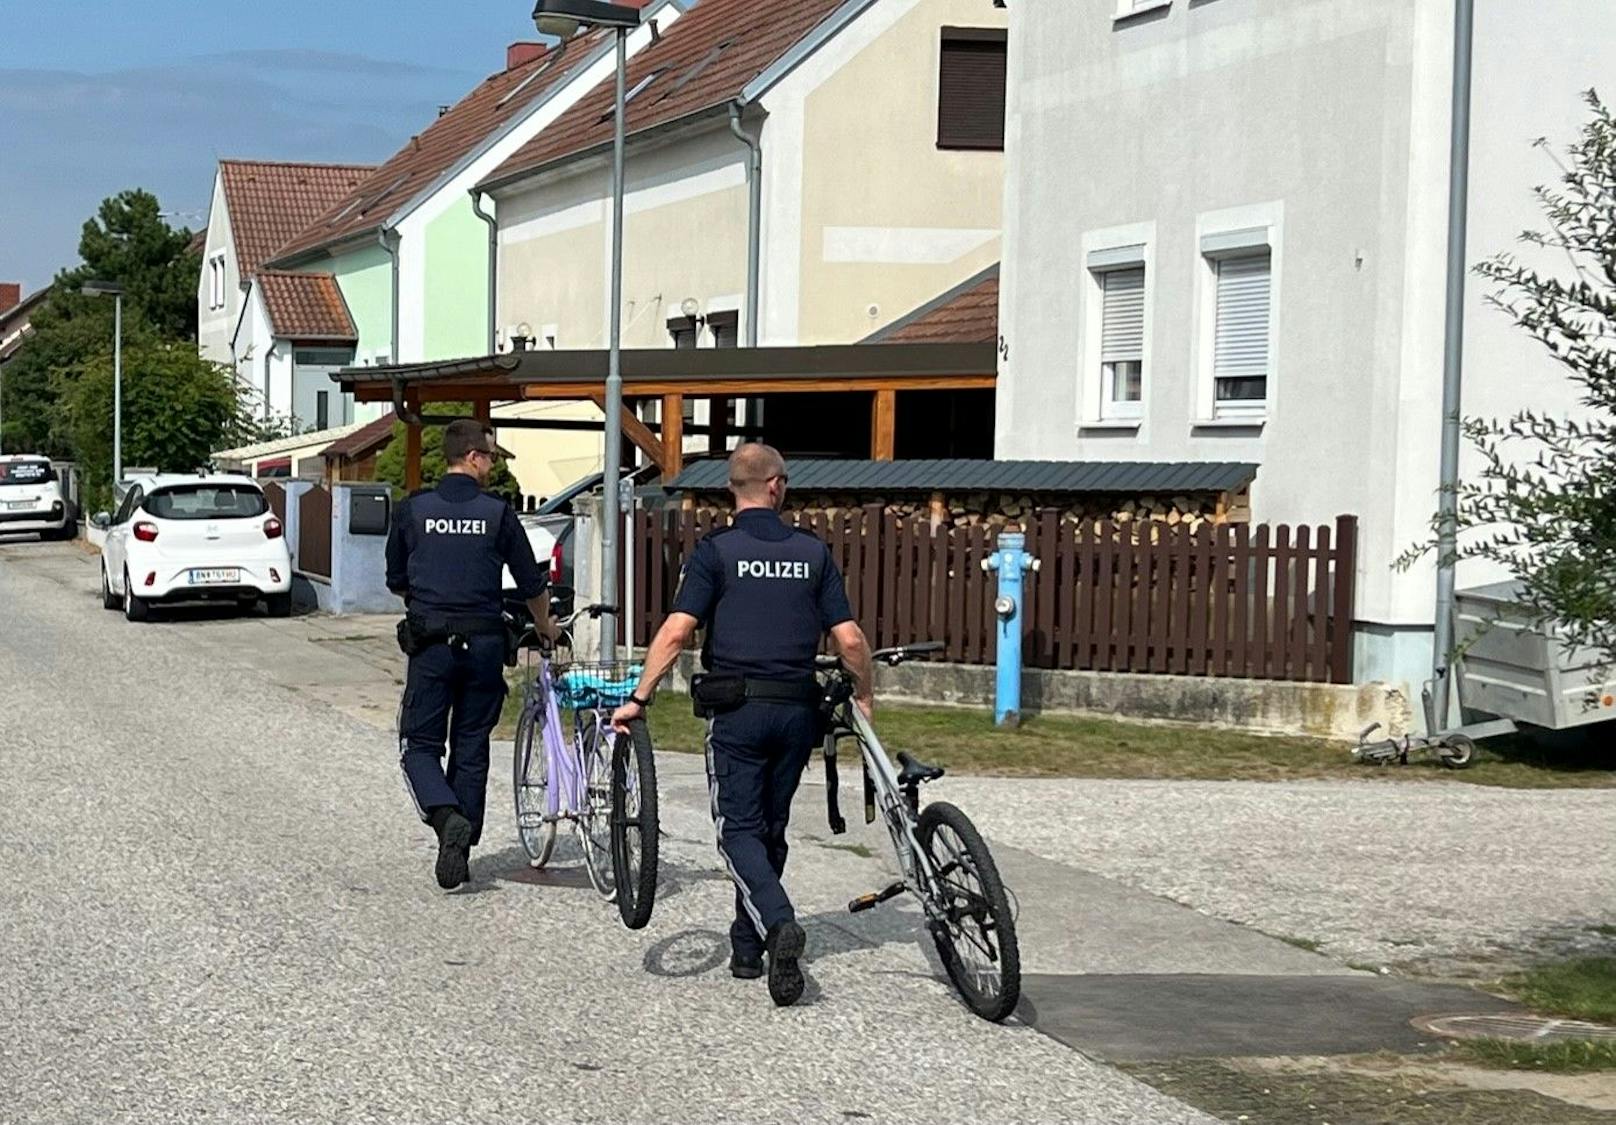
top-left (667, 316), bottom-right (697, 350)
top-left (937, 28), bottom-right (1007, 151)
top-left (207, 256), bottom-right (225, 310)
top-left (1210, 250), bottom-right (1272, 417)
top-left (1095, 263), bottom-right (1145, 419)
top-left (708, 311), bottom-right (739, 349)
top-left (315, 391), bottom-right (330, 431)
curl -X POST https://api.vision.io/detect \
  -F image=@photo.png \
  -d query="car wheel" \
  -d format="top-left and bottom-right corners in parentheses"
top-left (266, 592), bottom-right (292, 618)
top-left (100, 564), bottom-right (121, 610)
top-left (123, 568), bottom-right (150, 622)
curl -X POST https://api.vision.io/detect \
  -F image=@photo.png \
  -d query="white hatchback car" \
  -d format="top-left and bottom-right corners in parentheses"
top-left (0, 455), bottom-right (76, 540)
top-left (95, 474), bottom-right (293, 621)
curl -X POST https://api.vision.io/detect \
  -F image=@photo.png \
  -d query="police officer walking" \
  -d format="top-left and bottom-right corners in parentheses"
top-left (612, 443), bottom-right (873, 1006)
top-left (386, 419), bottom-right (553, 890)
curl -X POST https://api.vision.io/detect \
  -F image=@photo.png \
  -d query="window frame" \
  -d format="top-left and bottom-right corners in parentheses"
top-left (1192, 204), bottom-right (1283, 427)
top-left (936, 27), bottom-right (1008, 152)
top-left (1078, 222), bottom-right (1155, 430)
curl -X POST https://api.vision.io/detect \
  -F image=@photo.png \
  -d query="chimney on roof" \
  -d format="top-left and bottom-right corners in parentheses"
top-left (0, 283), bottom-right (19, 316)
top-left (507, 41), bottom-right (547, 70)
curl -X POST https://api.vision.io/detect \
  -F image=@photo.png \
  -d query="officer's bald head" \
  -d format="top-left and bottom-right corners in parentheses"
top-left (728, 443), bottom-right (788, 511)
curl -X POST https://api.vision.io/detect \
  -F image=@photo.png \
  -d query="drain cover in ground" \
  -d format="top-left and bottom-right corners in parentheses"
top-left (1416, 1013), bottom-right (1616, 1042)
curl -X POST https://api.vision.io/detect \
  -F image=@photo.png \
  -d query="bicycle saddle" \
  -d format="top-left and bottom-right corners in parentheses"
top-left (896, 751), bottom-right (945, 786)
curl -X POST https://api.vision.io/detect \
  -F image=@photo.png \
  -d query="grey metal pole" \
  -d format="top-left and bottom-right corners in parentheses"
top-left (113, 293), bottom-right (123, 486)
top-left (1431, 0), bottom-right (1476, 730)
top-left (599, 25), bottom-right (627, 662)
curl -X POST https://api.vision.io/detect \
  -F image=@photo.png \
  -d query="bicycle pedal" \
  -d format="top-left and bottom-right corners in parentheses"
top-left (847, 882), bottom-right (905, 914)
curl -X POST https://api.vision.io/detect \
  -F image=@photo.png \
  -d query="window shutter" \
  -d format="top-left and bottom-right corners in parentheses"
top-left (937, 31), bottom-right (1007, 150)
top-left (1213, 253), bottom-right (1271, 387)
top-left (1100, 267), bottom-right (1145, 364)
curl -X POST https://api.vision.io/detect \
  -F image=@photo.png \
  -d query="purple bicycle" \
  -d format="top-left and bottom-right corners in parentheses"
top-left (509, 601), bottom-right (659, 928)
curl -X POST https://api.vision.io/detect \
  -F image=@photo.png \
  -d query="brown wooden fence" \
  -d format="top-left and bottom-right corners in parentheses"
top-left (298, 485), bottom-right (332, 578)
top-left (261, 481), bottom-right (286, 523)
top-left (626, 507), bottom-right (1358, 684)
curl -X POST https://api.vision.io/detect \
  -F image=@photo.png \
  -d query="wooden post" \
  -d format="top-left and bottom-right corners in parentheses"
top-left (871, 389), bottom-right (897, 460)
top-left (472, 399), bottom-right (491, 424)
top-left (404, 394), bottom-right (423, 491)
top-left (661, 394), bottom-right (684, 480)
top-left (710, 396), bottom-right (730, 452)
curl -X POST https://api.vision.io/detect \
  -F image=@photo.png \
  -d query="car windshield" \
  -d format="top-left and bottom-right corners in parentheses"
top-left (0, 461), bottom-right (55, 486)
top-left (145, 485), bottom-right (268, 520)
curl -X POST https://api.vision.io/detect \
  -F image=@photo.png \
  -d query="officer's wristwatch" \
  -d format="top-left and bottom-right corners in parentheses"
top-left (628, 692), bottom-right (653, 710)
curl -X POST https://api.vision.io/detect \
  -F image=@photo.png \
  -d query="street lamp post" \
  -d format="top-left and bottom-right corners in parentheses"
top-left (533, 0), bottom-right (642, 661)
top-left (83, 282), bottom-right (126, 486)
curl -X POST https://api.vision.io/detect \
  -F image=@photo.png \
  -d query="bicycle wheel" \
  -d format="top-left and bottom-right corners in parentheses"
top-left (916, 801), bottom-right (1021, 1022)
top-left (576, 718), bottom-right (616, 901)
top-left (611, 719), bottom-right (659, 930)
top-left (512, 706), bottom-right (557, 867)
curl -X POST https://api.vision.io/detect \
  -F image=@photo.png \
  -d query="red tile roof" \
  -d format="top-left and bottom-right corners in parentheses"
top-left (219, 160), bottom-right (377, 276)
top-left (257, 271), bottom-right (358, 341)
top-left (869, 266), bottom-right (1000, 345)
top-left (484, 0), bottom-right (849, 188)
top-left (270, 38), bottom-right (611, 265)
top-left (323, 410), bottom-right (396, 461)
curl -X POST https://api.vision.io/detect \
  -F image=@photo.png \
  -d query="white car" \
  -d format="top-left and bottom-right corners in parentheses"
top-left (0, 455), bottom-right (76, 540)
top-left (95, 474), bottom-right (293, 621)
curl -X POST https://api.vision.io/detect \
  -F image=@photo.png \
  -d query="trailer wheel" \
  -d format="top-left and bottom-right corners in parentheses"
top-left (1439, 734), bottom-right (1476, 770)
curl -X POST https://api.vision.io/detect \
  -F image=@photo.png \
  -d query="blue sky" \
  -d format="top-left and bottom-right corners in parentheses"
top-left (0, 1), bottom-right (544, 292)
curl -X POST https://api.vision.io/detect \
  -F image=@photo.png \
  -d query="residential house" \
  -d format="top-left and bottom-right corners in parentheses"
top-left (994, 0), bottom-right (1615, 691)
top-left (261, 8), bottom-right (685, 499)
top-left (478, 0), bottom-right (1008, 459)
top-left (196, 159), bottom-right (375, 427)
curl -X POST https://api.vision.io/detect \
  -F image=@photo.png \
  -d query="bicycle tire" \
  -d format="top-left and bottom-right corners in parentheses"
top-left (610, 719), bottom-right (659, 930)
top-left (916, 801), bottom-right (1021, 1023)
top-left (512, 705), bottom-right (557, 867)
top-left (577, 718), bottom-right (616, 901)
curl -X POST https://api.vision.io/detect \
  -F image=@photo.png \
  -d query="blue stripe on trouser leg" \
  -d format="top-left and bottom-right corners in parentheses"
top-left (399, 636), bottom-right (508, 844)
top-left (704, 701), bottom-right (819, 958)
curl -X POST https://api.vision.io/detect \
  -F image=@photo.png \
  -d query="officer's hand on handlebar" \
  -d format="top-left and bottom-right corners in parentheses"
top-left (611, 699), bottom-right (645, 733)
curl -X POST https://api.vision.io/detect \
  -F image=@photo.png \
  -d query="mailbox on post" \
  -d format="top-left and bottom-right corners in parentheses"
top-left (348, 486), bottom-right (391, 536)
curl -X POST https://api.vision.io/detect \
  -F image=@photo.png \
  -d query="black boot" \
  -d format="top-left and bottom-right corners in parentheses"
top-left (730, 950), bottom-right (764, 980)
top-left (430, 807), bottom-right (472, 889)
top-left (765, 921), bottom-right (806, 1007)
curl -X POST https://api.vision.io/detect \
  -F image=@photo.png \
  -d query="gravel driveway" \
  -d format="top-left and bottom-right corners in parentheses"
top-left (953, 776), bottom-right (1616, 973)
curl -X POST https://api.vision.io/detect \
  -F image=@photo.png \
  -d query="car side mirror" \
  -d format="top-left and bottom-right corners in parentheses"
top-left (92, 512), bottom-right (112, 529)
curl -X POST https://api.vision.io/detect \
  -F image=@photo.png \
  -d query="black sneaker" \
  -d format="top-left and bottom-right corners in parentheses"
top-left (434, 810), bottom-right (472, 889)
top-left (730, 952), bottom-right (764, 980)
top-left (765, 921), bottom-right (806, 1007)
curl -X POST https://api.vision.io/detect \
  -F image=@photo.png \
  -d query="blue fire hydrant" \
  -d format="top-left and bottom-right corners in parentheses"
top-left (982, 530), bottom-right (1040, 727)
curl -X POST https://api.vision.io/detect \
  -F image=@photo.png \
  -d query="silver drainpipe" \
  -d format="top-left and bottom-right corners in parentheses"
top-left (728, 101), bottom-right (762, 347)
top-left (376, 227), bottom-right (401, 364)
top-left (470, 190), bottom-right (498, 354)
top-left (1430, 0), bottom-right (1476, 732)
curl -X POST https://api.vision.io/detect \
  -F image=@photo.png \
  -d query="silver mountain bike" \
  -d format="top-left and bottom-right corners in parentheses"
top-left (819, 642), bottom-right (1021, 1022)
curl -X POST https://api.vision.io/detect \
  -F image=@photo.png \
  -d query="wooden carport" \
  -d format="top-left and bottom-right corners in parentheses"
top-left (332, 342), bottom-right (997, 489)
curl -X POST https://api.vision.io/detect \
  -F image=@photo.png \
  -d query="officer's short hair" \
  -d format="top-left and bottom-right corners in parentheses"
top-left (728, 442), bottom-right (787, 501)
top-left (443, 419), bottom-right (495, 466)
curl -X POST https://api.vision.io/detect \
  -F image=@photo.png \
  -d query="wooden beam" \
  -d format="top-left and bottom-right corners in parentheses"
top-left (471, 399), bottom-right (492, 423)
top-left (871, 389), bottom-right (896, 460)
top-left (661, 394), bottom-right (685, 479)
top-left (404, 395), bottom-right (423, 491)
top-left (589, 393), bottom-right (665, 468)
top-left (519, 374), bottom-right (996, 399)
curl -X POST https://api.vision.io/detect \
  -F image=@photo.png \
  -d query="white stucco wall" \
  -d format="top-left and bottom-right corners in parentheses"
top-left (997, 0), bottom-right (1614, 687)
top-left (232, 284), bottom-right (293, 425)
top-left (197, 169), bottom-right (242, 371)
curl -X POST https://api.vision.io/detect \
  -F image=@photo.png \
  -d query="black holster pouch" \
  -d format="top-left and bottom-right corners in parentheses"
top-left (690, 674), bottom-right (747, 718)
top-left (396, 615), bottom-right (454, 657)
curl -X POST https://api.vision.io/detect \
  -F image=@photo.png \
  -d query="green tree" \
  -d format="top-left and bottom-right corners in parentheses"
top-left (374, 405), bottom-right (522, 505)
top-left (1408, 91), bottom-right (1616, 663)
top-left (0, 190), bottom-right (199, 456)
top-left (59, 344), bottom-right (248, 512)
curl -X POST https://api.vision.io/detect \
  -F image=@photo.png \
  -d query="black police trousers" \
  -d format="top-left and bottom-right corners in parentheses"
top-left (703, 699), bottom-right (820, 958)
top-left (398, 633), bottom-right (507, 846)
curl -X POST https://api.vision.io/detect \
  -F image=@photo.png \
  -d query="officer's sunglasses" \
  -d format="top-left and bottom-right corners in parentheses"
top-left (468, 446), bottom-right (496, 463)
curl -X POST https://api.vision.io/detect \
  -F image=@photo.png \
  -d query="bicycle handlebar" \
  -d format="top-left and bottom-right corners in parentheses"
top-left (818, 641), bottom-right (944, 674)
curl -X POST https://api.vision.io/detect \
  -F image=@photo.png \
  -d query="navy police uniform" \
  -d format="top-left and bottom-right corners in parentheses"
top-left (385, 473), bottom-right (546, 845)
top-left (672, 507), bottom-right (854, 962)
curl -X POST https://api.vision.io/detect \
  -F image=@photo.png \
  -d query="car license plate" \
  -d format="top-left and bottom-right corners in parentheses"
top-left (188, 568), bottom-right (240, 585)
top-left (5, 500), bottom-right (33, 511)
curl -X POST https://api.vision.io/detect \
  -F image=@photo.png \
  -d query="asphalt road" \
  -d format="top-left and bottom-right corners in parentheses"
top-left (0, 540), bottom-right (1209, 1124)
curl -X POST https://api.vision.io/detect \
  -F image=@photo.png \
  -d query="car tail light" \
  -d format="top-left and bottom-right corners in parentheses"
top-left (133, 521), bottom-right (159, 542)
top-left (264, 516), bottom-right (284, 539)
top-left (550, 540), bottom-right (564, 583)
top-left (145, 572), bottom-right (156, 587)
